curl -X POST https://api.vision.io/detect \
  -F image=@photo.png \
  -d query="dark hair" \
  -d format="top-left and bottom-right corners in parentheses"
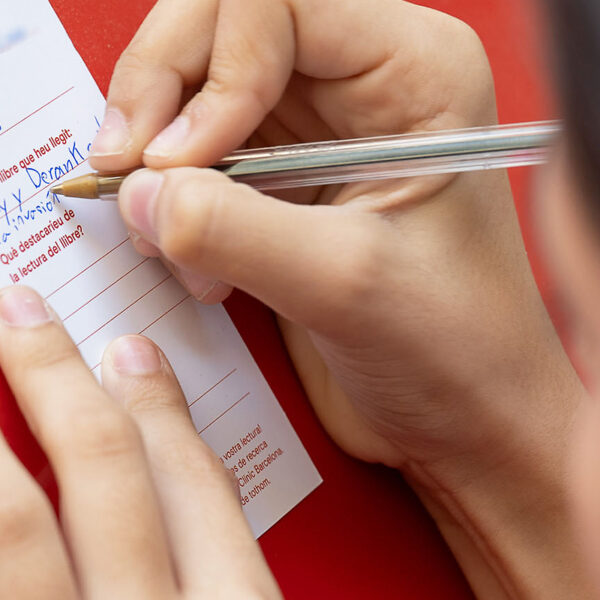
top-left (549, 0), bottom-right (600, 209)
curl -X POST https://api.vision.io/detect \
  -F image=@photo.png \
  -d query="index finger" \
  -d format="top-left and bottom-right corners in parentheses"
top-left (102, 335), bottom-right (282, 598)
top-left (0, 286), bottom-right (177, 599)
top-left (88, 0), bottom-right (219, 172)
top-left (140, 0), bottom-right (397, 168)
top-left (136, 0), bottom-right (459, 168)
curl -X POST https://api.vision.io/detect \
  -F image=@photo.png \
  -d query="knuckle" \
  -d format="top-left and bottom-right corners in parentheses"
top-left (20, 333), bottom-right (79, 373)
top-left (444, 19), bottom-right (494, 99)
top-left (114, 42), bottom-right (155, 77)
top-left (124, 381), bottom-right (184, 416)
top-left (110, 43), bottom-right (171, 101)
top-left (451, 18), bottom-right (485, 53)
top-left (200, 76), bottom-right (227, 99)
top-left (204, 77), bottom-right (272, 121)
top-left (48, 404), bottom-right (141, 460)
top-left (4, 325), bottom-right (82, 383)
top-left (242, 86), bottom-right (275, 124)
top-left (111, 51), bottom-right (147, 96)
top-left (0, 490), bottom-right (48, 548)
top-left (426, 10), bottom-right (484, 57)
top-left (154, 437), bottom-right (226, 482)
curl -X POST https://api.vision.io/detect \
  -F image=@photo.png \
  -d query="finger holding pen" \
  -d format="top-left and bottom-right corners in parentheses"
top-left (91, 0), bottom-right (458, 173)
top-left (117, 166), bottom-right (367, 330)
top-left (85, 1), bottom-right (596, 596)
top-left (88, 0), bottom-right (219, 172)
top-left (92, 0), bottom-right (486, 306)
top-left (92, 0), bottom-right (404, 303)
top-left (141, 0), bottom-right (296, 168)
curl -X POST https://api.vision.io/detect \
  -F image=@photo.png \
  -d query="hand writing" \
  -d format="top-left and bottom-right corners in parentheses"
top-left (90, 0), bottom-right (591, 595)
top-left (91, 0), bottom-right (558, 484)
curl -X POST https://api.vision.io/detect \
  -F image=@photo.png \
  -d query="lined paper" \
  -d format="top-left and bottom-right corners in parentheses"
top-left (0, 0), bottom-right (321, 538)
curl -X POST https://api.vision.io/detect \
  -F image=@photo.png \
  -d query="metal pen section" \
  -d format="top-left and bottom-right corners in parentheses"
top-left (96, 175), bottom-right (125, 195)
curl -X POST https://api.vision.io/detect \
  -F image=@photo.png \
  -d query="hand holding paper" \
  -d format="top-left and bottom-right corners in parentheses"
top-left (0, 285), bottom-right (281, 598)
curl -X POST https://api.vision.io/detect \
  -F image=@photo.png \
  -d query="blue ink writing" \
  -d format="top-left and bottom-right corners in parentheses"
top-left (25, 141), bottom-right (84, 190)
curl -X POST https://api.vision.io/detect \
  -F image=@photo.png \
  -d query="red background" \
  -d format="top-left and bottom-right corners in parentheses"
top-left (0, 1), bottom-right (556, 598)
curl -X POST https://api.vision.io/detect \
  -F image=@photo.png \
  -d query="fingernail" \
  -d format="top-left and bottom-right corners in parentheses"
top-left (0, 286), bottom-right (53, 327)
top-left (89, 108), bottom-right (130, 157)
top-left (120, 169), bottom-right (164, 241)
top-left (175, 267), bottom-right (219, 301)
top-left (109, 335), bottom-right (162, 375)
top-left (144, 115), bottom-right (190, 158)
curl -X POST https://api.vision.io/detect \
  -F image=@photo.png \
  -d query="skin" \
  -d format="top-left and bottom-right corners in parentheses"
top-left (0, 288), bottom-right (280, 599)
top-left (0, 0), bottom-right (597, 597)
top-left (541, 148), bottom-right (600, 595)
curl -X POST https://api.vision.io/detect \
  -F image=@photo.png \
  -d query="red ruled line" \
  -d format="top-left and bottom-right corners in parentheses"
top-left (63, 257), bottom-right (150, 322)
top-left (45, 237), bottom-right (129, 300)
top-left (0, 87), bottom-right (75, 139)
top-left (188, 368), bottom-right (238, 409)
top-left (138, 294), bottom-right (191, 334)
top-left (76, 274), bottom-right (172, 347)
top-left (88, 292), bottom-right (192, 372)
top-left (198, 392), bottom-right (251, 435)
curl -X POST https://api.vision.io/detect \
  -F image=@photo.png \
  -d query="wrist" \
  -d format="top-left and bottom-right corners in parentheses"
top-left (405, 346), bottom-right (593, 599)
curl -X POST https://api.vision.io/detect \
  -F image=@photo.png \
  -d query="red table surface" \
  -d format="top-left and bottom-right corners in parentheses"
top-left (0, 1), bottom-right (557, 598)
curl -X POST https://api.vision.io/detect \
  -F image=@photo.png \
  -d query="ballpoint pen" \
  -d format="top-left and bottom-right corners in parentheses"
top-left (50, 120), bottom-right (560, 199)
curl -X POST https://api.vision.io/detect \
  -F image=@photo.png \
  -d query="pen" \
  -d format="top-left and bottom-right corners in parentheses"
top-left (50, 120), bottom-right (560, 199)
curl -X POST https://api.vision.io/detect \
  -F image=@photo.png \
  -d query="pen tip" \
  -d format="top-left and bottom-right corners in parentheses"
top-left (50, 184), bottom-right (64, 195)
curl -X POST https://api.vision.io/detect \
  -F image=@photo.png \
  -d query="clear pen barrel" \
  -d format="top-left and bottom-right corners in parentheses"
top-left (220, 121), bottom-right (559, 190)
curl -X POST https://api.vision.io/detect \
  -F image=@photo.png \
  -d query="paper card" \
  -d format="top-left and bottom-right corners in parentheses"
top-left (0, 0), bottom-right (321, 538)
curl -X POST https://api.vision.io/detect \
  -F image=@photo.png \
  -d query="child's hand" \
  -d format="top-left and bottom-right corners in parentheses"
top-left (90, 2), bottom-right (591, 594)
top-left (90, 0), bottom-right (555, 486)
top-left (0, 285), bottom-right (280, 599)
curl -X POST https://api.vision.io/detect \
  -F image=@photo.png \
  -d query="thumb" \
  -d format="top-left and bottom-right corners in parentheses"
top-left (118, 167), bottom-right (381, 336)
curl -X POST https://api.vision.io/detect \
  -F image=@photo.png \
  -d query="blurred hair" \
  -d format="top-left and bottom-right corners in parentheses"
top-left (549, 0), bottom-right (600, 210)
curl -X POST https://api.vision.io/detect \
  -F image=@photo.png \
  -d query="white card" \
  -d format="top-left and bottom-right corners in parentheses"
top-left (0, 0), bottom-right (321, 538)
